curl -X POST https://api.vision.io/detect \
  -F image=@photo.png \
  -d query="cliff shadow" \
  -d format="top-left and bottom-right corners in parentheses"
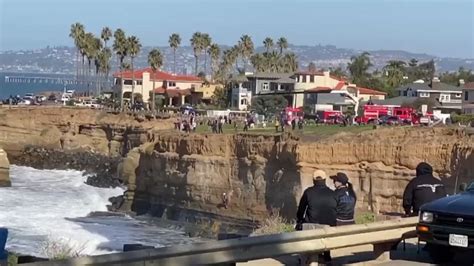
top-left (449, 144), bottom-right (474, 193)
top-left (263, 139), bottom-right (300, 222)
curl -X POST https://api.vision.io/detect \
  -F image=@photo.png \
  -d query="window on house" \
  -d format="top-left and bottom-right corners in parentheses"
top-left (403, 91), bottom-right (408, 96)
top-left (123, 80), bottom-right (133, 85)
top-left (302, 75), bottom-right (307, 83)
top-left (310, 75), bottom-right (315, 83)
top-left (241, 99), bottom-right (247, 105)
top-left (439, 94), bottom-right (451, 103)
top-left (168, 81), bottom-right (176, 87)
top-left (455, 93), bottom-right (462, 98)
top-left (262, 82), bottom-right (269, 91)
top-left (136, 80), bottom-right (143, 85)
top-left (465, 92), bottom-right (469, 101)
top-left (419, 92), bottom-right (430, 98)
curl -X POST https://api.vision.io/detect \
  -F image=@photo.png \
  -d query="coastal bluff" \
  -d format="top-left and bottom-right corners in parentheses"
top-left (0, 148), bottom-right (10, 187)
top-left (0, 106), bottom-right (173, 159)
top-left (119, 127), bottom-right (474, 221)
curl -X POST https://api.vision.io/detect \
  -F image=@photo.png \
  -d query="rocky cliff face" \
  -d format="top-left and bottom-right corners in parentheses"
top-left (121, 128), bottom-right (474, 221)
top-left (0, 107), bottom-right (172, 160)
top-left (0, 148), bottom-right (10, 187)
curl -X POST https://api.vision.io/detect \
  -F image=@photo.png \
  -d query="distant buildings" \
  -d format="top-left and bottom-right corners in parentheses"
top-left (395, 78), bottom-right (463, 112)
top-left (243, 70), bottom-right (386, 113)
top-left (113, 68), bottom-right (202, 106)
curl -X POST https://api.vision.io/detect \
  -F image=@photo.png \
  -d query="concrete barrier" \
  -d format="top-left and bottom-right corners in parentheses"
top-left (0, 149), bottom-right (10, 187)
top-left (26, 217), bottom-right (418, 266)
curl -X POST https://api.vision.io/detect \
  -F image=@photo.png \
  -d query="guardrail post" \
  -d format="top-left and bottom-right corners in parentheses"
top-left (373, 242), bottom-right (394, 262)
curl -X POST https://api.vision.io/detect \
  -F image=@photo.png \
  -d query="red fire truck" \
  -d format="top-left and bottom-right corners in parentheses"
top-left (316, 110), bottom-right (344, 124)
top-left (280, 107), bottom-right (304, 125)
top-left (356, 105), bottom-right (422, 125)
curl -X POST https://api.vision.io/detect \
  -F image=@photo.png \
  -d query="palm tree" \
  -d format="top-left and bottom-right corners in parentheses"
top-left (238, 35), bottom-right (254, 72)
top-left (168, 33), bottom-right (181, 74)
top-left (347, 52), bottom-right (373, 85)
top-left (229, 46), bottom-right (240, 72)
top-left (148, 49), bottom-right (164, 112)
top-left (113, 29), bottom-right (128, 109)
top-left (101, 27), bottom-right (112, 48)
top-left (101, 27), bottom-right (113, 88)
top-left (208, 43), bottom-right (220, 81)
top-left (83, 32), bottom-right (97, 95)
top-left (251, 53), bottom-right (265, 72)
top-left (281, 53), bottom-right (298, 72)
top-left (98, 47), bottom-right (112, 93)
top-left (276, 37), bottom-right (288, 54)
top-left (190, 32), bottom-right (203, 75)
top-left (201, 33), bottom-right (212, 75)
top-left (69, 23), bottom-right (85, 83)
top-left (383, 60), bottom-right (407, 87)
top-left (127, 35), bottom-right (141, 105)
top-left (263, 37), bottom-right (274, 53)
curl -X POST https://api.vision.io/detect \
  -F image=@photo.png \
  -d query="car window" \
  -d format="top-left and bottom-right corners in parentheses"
top-left (467, 182), bottom-right (474, 191)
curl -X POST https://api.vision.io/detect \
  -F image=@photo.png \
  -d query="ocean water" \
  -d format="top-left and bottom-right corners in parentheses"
top-left (0, 166), bottom-right (195, 257)
top-left (0, 72), bottom-right (113, 99)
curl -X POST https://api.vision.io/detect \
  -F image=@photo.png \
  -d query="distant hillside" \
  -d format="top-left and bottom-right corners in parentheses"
top-left (0, 45), bottom-right (472, 75)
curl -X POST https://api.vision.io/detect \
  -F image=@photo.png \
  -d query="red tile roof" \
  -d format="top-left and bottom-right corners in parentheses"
top-left (114, 68), bottom-right (202, 82)
top-left (357, 87), bottom-right (387, 95)
top-left (464, 82), bottom-right (474, 89)
top-left (334, 81), bottom-right (346, 90)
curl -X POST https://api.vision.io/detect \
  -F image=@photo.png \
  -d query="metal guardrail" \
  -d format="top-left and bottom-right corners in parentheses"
top-left (27, 217), bottom-right (418, 266)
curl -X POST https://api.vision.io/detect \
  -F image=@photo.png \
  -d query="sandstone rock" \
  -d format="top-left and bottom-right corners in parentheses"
top-left (0, 148), bottom-right (10, 187)
top-left (126, 128), bottom-right (474, 221)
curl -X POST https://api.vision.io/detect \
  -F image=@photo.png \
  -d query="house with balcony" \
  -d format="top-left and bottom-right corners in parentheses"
top-left (463, 82), bottom-right (474, 114)
top-left (395, 78), bottom-right (463, 112)
top-left (113, 68), bottom-right (202, 107)
top-left (245, 73), bottom-right (295, 95)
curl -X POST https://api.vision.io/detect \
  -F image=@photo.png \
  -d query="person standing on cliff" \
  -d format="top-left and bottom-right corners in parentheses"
top-left (330, 173), bottom-right (357, 226)
top-left (402, 162), bottom-right (447, 217)
top-left (296, 170), bottom-right (336, 262)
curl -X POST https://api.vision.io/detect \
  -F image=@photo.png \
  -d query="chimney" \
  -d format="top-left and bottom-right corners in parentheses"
top-left (432, 77), bottom-right (440, 83)
top-left (323, 71), bottom-right (330, 77)
top-left (459, 79), bottom-right (465, 86)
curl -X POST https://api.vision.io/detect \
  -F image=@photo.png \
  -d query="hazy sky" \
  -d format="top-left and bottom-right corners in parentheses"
top-left (0, 0), bottom-right (473, 58)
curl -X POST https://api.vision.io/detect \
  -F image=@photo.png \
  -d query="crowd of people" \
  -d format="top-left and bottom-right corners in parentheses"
top-left (295, 162), bottom-right (447, 263)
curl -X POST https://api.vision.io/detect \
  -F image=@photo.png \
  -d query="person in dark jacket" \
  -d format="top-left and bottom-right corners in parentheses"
top-left (296, 170), bottom-right (336, 262)
top-left (331, 172), bottom-right (357, 226)
top-left (403, 162), bottom-right (447, 216)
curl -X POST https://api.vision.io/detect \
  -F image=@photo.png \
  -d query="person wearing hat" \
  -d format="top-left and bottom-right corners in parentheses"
top-left (296, 170), bottom-right (336, 263)
top-left (402, 162), bottom-right (447, 216)
top-left (331, 172), bottom-right (357, 226)
top-left (296, 170), bottom-right (337, 228)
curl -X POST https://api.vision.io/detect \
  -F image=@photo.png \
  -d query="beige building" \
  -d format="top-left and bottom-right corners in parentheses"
top-left (463, 82), bottom-right (474, 114)
top-left (113, 68), bottom-right (202, 106)
top-left (293, 71), bottom-right (343, 107)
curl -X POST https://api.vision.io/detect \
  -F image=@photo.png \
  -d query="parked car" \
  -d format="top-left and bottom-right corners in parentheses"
top-left (379, 115), bottom-right (400, 126)
top-left (417, 182), bottom-right (474, 261)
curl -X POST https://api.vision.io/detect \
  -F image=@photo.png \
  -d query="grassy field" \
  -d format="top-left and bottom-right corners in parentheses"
top-left (194, 123), bottom-right (374, 138)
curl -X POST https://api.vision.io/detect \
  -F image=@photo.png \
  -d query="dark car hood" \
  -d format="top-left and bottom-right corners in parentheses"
top-left (421, 192), bottom-right (474, 215)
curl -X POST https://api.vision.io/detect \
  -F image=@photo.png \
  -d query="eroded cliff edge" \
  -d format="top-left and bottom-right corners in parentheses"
top-left (121, 128), bottom-right (474, 221)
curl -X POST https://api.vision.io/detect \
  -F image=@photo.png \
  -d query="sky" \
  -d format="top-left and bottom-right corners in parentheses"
top-left (0, 0), bottom-right (473, 58)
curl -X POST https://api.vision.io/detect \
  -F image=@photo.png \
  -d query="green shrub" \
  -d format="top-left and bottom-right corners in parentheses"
top-left (451, 114), bottom-right (474, 124)
top-left (252, 211), bottom-right (295, 235)
top-left (355, 212), bottom-right (376, 224)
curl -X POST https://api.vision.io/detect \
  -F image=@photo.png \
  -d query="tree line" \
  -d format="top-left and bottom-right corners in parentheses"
top-left (69, 23), bottom-right (299, 103)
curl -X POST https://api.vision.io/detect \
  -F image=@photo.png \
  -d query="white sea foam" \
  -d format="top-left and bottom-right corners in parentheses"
top-left (0, 166), bottom-right (195, 257)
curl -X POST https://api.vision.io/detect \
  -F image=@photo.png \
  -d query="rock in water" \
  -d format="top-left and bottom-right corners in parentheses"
top-left (0, 148), bottom-right (11, 187)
